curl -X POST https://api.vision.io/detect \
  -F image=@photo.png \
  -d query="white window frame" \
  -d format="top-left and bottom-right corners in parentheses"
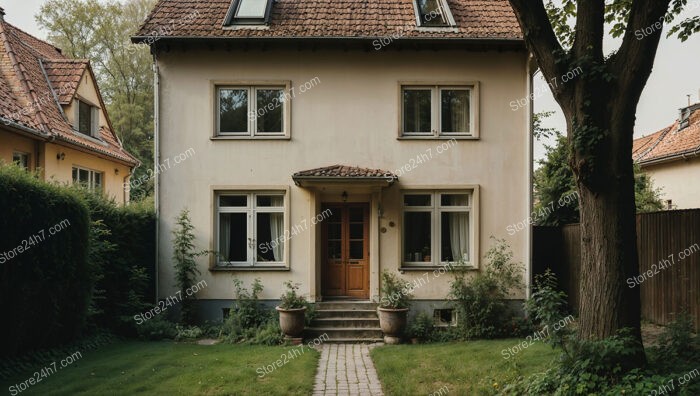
top-left (12, 151), bottom-right (30, 170)
top-left (215, 191), bottom-right (288, 268)
top-left (215, 84), bottom-right (289, 138)
top-left (72, 166), bottom-right (103, 191)
top-left (400, 84), bottom-right (477, 138)
top-left (73, 99), bottom-right (99, 138)
top-left (412, 0), bottom-right (457, 28)
top-left (402, 190), bottom-right (475, 267)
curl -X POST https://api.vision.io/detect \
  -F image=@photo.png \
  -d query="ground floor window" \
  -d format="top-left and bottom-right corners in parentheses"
top-left (72, 166), bottom-right (103, 191)
top-left (216, 191), bottom-right (286, 267)
top-left (403, 190), bottom-right (471, 266)
top-left (12, 152), bottom-right (29, 170)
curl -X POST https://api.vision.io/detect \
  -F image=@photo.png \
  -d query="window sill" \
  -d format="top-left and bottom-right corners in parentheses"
top-left (397, 135), bottom-right (478, 141)
top-left (399, 265), bottom-right (477, 272)
top-left (210, 266), bottom-right (290, 272)
top-left (210, 135), bottom-right (290, 141)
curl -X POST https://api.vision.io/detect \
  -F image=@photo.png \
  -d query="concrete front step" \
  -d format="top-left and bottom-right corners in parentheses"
top-left (321, 338), bottom-right (384, 344)
top-left (316, 301), bottom-right (378, 310)
top-left (312, 318), bottom-right (380, 328)
top-left (315, 309), bottom-right (378, 319)
top-left (306, 327), bottom-right (383, 340)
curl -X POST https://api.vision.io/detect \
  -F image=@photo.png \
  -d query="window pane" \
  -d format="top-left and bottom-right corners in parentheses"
top-left (13, 153), bottom-right (28, 169)
top-left (72, 167), bottom-right (78, 181)
top-left (78, 101), bottom-right (92, 135)
top-left (441, 211), bottom-right (469, 262)
top-left (441, 90), bottom-right (470, 133)
top-left (257, 212), bottom-right (284, 262)
top-left (256, 89), bottom-right (284, 133)
top-left (440, 194), bottom-right (469, 206)
top-left (220, 195), bottom-right (247, 207)
top-left (236, 0), bottom-right (267, 18)
top-left (219, 213), bottom-right (247, 262)
top-left (403, 89), bottom-right (431, 133)
top-left (418, 0), bottom-right (449, 26)
top-left (256, 195), bottom-right (283, 207)
top-left (404, 212), bottom-right (431, 262)
top-left (79, 169), bottom-right (90, 184)
top-left (404, 194), bottom-right (431, 206)
top-left (219, 89), bottom-right (248, 133)
top-left (94, 172), bottom-right (102, 189)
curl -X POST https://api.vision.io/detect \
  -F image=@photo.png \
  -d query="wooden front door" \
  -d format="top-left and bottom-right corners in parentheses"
top-left (322, 203), bottom-right (369, 299)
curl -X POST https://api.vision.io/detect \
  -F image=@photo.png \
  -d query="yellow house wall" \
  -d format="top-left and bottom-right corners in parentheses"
top-left (156, 48), bottom-right (532, 302)
top-left (0, 128), bottom-right (39, 170)
top-left (642, 156), bottom-right (700, 209)
top-left (63, 70), bottom-right (109, 130)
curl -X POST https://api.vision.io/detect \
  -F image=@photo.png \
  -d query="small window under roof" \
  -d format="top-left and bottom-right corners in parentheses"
top-left (414, 0), bottom-right (456, 27)
top-left (225, 0), bottom-right (273, 25)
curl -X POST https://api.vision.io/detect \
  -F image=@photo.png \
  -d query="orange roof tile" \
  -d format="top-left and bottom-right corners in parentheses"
top-left (633, 105), bottom-right (700, 165)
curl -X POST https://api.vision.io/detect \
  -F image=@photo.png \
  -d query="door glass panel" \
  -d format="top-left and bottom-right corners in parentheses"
top-left (219, 213), bottom-right (247, 262)
top-left (327, 240), bottom-right (341, 259)
top-left (328, 223), bottom-right (341, 240)
top-left (349, 207), bottom-right (364, 223)
top-left (349, 223), bottom-right (363, 239)
top-left (327, 207), bottom-right (341, 223)
top-left (349, 241), bottom-right (363, 260)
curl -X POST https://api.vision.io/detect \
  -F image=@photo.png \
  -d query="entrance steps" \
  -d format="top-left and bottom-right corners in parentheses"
top-left (306, 301), bottom-right (383, 343)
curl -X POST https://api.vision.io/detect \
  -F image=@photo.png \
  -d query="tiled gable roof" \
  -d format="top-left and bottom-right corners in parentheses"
top-left (293, 165), bottom-right (397, 179)
top-left (633, 105), bottom-right (700, 165)
top-left (0, 19), bottom-right (137, 165)
top-left (134, 0), bottom-right (522, 41)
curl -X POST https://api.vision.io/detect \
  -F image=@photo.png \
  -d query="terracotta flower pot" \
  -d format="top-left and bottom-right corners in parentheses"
top-left (276, 306), bottom-right (306, 338)
top-left (377, 307), bottom-right (409, 344)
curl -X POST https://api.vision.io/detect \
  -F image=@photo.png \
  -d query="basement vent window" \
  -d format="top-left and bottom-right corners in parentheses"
top-left (414, 0), bottom-right (455, 28)
top-left (434, 308), bottom-right (457, 327)
top-left (225, 0), bottom-right (273, 25)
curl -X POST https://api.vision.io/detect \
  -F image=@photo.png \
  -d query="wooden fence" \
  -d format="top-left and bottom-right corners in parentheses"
top-left (533, 209), bottom-right (700, 330)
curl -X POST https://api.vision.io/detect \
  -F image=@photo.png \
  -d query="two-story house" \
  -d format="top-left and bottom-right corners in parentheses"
top-left (0, 8), bottom-right (138, 204)
top-left (135, 0), bottom-right (533, 329)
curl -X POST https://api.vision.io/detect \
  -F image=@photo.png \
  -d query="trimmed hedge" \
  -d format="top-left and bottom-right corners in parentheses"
top-left (0, 166), bottom-right (91, 356)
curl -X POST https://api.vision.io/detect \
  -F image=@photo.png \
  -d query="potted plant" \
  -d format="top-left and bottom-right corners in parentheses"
top-left (377, 270), bottom-right (412, 344)
top-left (276, 281), bottom-right (307, 339)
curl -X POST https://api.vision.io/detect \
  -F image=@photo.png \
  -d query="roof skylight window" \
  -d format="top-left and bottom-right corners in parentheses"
top-left (225, 0), bottom-right (273, 25)
top-left (414, 0), bottom-right (456, 28)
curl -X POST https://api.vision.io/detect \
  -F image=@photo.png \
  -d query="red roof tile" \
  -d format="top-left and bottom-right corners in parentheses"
top-left (633, 105), bottom-right (700, 165)
top-left (293, 164), bottom-right (397, 179)
top-left (135, 0), bottom-right (522, 41)
top-left (0, 19), bottom-right (137, 165)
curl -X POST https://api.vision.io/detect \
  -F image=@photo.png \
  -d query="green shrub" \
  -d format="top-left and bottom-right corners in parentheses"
top-left (279, 281), bottom-right (307, 309)
top-left (136, 316), bottom-right (177, 340)
top-left (0, 164), bottom-right (91, 356)
top-left (172, 209), bottom-right (203, 325)
top-left (175, 325), bottom-right (204, 341)
top-left (379, 270), bottom-right (412, 309)
top-left (407, 312), bottom-right (435, 342)
top-left (222, 278), bottom-right (282, 345)
top-left (449, 238), bottom-right (523, 339)
top-left (525, 269), bottom-right (572, 350)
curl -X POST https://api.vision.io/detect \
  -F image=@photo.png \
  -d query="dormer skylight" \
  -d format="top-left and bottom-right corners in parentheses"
top-left (414, 0), bottom-right (456, 28)
top-left (225, 0), bottom-right (273, 25)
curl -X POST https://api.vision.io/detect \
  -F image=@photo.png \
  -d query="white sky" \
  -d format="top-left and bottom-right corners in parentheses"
top-left (3, 0), bottom-right (700, 161)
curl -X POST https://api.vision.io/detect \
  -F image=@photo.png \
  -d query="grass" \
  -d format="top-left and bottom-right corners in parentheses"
top-left (1, 341), bottom-right (318, 395)
top-left (370, 339), bottom-right (559, 395)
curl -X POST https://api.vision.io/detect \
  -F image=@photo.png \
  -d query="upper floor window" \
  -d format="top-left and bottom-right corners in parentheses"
top-left (12, 152), bottom-right (29, 170)
top-left (224, 0), bottom-right (273, 25)
top-left (414, 0), bottom-right (455, 27)
top-left (74, 100), bottom-right (99, 137)
top-left (72, 166), bottom-right (103, 191)
top-left (402, 85), bottom-right (475, 137)
top-left (216, 85), bottom-right (288, 138)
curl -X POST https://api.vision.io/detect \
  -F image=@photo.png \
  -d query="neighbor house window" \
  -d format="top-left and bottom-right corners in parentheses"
top-left (72, 166), bottom-right (103, 191)
top-left (224, 0), bottom-right (274, 25)
top-left (402, 85), bottom-right (474, 136)
top-left (216, 191), bottom-right (286, 267)
top-left (403, 191), bottom-right (472, 266)
top-left (12, 152), bottom-right (29, 170)
top-left (74, 99), bottom-right (99, 137)
top-left (414, 0), bottom-right (455, 27)
top-left (217, 86), bottom-right (287, 137)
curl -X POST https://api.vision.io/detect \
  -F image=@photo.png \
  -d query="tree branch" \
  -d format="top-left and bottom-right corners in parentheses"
top-left (572, 0), bottom-right (605, 62)
top-left (507, 0), bottom-right (572, 106)
top-left (610, 0), bottom-right (672, 109)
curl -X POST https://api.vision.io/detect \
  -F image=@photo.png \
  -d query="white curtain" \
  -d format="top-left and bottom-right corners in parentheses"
top-left (269, 196), bottom-right (284, 261)
top-left (219, 214), bottom-right (231, 263)
top-left (448, 195), bottom-right (469, 262)
top-left (450, 92), bottom-right (470, 132)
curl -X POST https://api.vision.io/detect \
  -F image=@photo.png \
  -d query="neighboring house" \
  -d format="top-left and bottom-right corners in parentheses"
top-left (633, 102), bottom-right (700, 210)
top-left (0, 8), bottom-right (138, 204)
top-left (135, 0), bottom-right (533, 326)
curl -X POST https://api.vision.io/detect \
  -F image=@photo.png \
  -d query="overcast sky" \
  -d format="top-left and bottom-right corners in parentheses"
top-left (3, 0), bottom-right (700, 160)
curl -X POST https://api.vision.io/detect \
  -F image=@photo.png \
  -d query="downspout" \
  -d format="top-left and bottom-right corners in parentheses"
top-left (526, 55), bottom-right (535, 300)
top-left (153, 51), bottom-right (161, 303)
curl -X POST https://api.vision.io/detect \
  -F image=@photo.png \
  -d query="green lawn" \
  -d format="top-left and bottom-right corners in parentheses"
top-left (1, 341), bottom-right (318, 395)
top-left (371, 340), bottom-right (559, 395)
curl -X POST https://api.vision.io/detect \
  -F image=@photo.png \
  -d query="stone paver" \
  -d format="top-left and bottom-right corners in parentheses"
top-left (313, 344), bottom-right (383, 396)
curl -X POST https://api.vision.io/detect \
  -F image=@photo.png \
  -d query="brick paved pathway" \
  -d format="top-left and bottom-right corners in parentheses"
top-left (312, 344), bottom-right (384, 396)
